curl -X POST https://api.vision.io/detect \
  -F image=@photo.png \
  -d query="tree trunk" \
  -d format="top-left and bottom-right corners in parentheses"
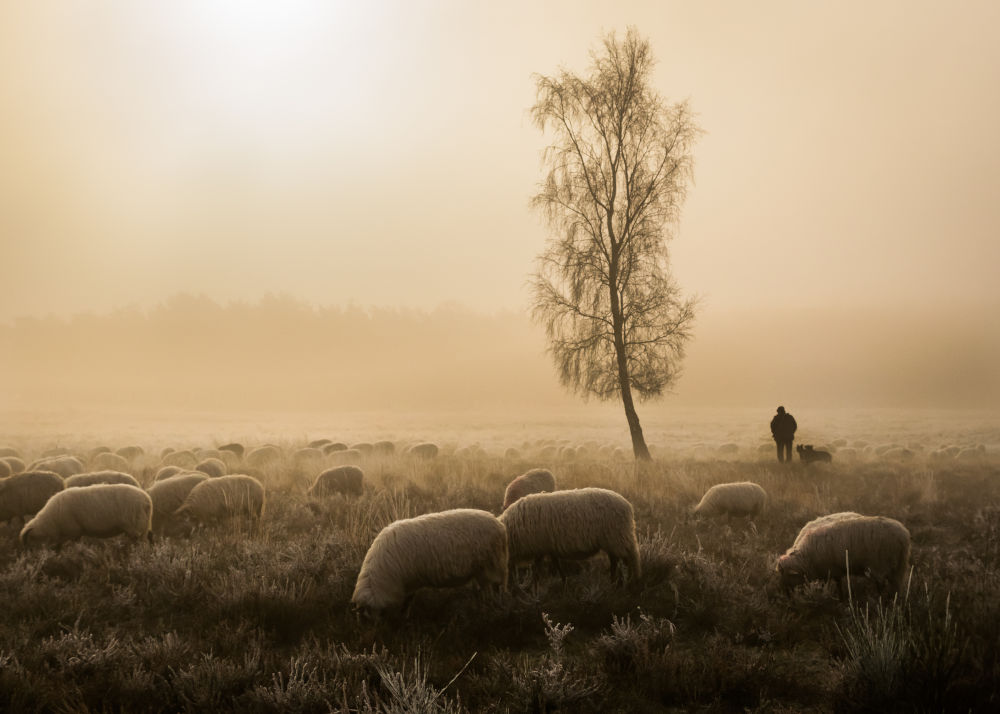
top-left (620, 377), bottom-right (652, 461)
top-left (610, 281), bottom-right (653, 461)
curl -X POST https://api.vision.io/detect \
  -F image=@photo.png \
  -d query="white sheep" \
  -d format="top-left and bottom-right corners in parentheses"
top-left (65, 470), bottom-right (142, 489)
top-left (218, 442), bottom-right (245, 459)
top-left (322, 442), bottom-right (349, 455)
top-left (91, 451), bottom-right (131, 472)
top-left (350, 442), bottom-right (374, 455)
top-left (174, 474), bottom-right (265, 525)
top-left (406, 442), bottom-right (439, 459)
top-left (499, 487), bottom-right (641, 584)
top-left (372, 440), bottom-right (395, 455)
top-left (245, 445), bottom-right (282, 468)
top-left (777, 512), bottom-right (910, 597)
top-left (154, 465), bottom-right (185, 482)
top-left (20, 484), bottom-right (153, 547)
top-left (352, 508), bottom-right (508, 615)
top-left (502, 468), bottom-right (556, 512)
top-left (329, 448), bottom-right (362, 466)
top-left (147, 472), bottom-right (209, 534)
top-left (0, 447), bottom-right (21, 459)
top-left (307, 466), bottom-right (364, 498)
top-left (308, 438), bottom-right (332, 449)
top-left (194, 457), bottom-right (227, 478)
top-left (0, 470), bottom-right (65, 527)
top-left (116, 445), bottom-right (144, 461)
top-left (161, 449), bottom-right (198, 469)
top-left (294, 447), bottom-right (325, 465)
top-left (28, 455), bottom-right (85, 479)
top-left (692, 482), bottom-right (767, 519)
top-left (1, 457), bottom-right (26, 475)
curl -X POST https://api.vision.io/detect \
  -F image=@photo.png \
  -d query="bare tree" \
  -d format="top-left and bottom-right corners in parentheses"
top-left (530, 28), bottom-right (699, 461)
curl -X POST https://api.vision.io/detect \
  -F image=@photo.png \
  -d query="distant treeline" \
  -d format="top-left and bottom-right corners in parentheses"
top-left (0, 294), bottom-right (564, 411)
top-left (2, 294), bottom-right (998, 411)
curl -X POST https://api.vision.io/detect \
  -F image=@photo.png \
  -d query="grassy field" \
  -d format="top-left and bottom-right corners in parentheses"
top-left (0, 408), bottom-right (998, 712)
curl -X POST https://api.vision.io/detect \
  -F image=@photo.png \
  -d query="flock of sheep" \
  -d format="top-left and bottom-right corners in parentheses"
top-left (0, 441), bottom-right (913, 618)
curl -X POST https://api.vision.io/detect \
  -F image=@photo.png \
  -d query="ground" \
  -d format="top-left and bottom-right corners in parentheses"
top-left (0, 407), bottom-right (997, 712)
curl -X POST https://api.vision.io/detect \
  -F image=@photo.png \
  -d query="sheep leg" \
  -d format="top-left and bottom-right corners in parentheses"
top-left (608, 554), bottom-right (621, 584)
top-left (401, 593), bottom-right (415, 618)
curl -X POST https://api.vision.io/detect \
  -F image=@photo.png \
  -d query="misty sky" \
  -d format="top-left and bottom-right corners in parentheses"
top-left (1, 0), bottom-right (999, 323)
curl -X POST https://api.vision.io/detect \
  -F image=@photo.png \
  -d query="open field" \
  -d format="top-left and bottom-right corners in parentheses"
top-left (0, 408), bottom-right (998, 712)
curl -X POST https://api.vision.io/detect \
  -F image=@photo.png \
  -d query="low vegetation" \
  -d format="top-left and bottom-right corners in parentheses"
top-left (0, 425), bottom-right (997, 712)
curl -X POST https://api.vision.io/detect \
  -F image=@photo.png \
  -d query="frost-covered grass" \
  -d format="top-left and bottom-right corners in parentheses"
top-left (0, 414), bottom-right (998, 712)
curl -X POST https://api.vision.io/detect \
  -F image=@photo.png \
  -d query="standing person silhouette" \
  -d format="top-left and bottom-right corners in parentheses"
top-left (770, 406), bottom-right (797, 463)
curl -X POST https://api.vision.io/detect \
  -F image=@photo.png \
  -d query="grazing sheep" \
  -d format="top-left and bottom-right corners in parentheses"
top-left (0, 447), bottom-right (21, 459)
top-left (957, 446), bottom-right (985, 462)
top-left (777, 513), bottom-right (910, 597)
top-left (116, 446), bottom-right (144, 461)
top-left (352, 508), bottom-right (508, 615)
top-left (322, 442), bottom-right (349, 455)
top-left (87, 446), bottom-right (112, 460)
top-left (216, 450), bottom-right (241, 472)
top-left (406, 442), bottom-right (439, 459)
top-left (29, 456), bottom-right (85, 479)
top-left (1, 457), bottom-right (26, 475)
top-left (194, 457), bottom-right (227, 478)
top-left (499, 487), bottom-right (641, 584)
top-left (40, 447), bottom-right (71, 458)
top-left (502, 468), bottom-right (557, 512)
top-left (329, 448), bottom-right (362, 465)
top-left (308, 466), bottom-right (364, 498)
top-left (20, 484), bottom-right (153, 547)
top-left (790, 512), bottom-right (863, 549)
top-left (882, 446), bottom-right (915, 461)
top-left (831, 438), bottom-right (848, 448)
top-left (0, 471), bottom-right (65, 526)
top-left (308, 438), bottom-right (332, 449)
top-left (796, 444), bottom-right (833, 464)
top-left (91, 451), bottom-right (131, 472)
top-left (350, 442), bottom-right (374, 455)
top-left (245, 445), bottom-right (282, 468)
top-left (161, 449), bottom-right (198, 469)
top-left (692, 482), bottom-right (767, 519)
top-left (372, 440), bottom-right (395, 455)
top-left (65, 470), bottom-right (142, 489)
top-left (174, 474), bottom-right (265, 525)
top-left (218, 442), bottom-right (245, 459)
top-left (504, 447), bottom-right (521, 460)
top-left (154, 465), bottom-right (185, 482)
top-left (293, 447), bottom-right (325, 465)
top-left (160, 447), bottom-right (175, 458)
top-left (147, 473), bottom-right (209, 533)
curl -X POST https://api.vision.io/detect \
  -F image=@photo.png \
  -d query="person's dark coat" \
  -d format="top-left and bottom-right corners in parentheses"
top-left (771, 412), bottom-right (797, 441)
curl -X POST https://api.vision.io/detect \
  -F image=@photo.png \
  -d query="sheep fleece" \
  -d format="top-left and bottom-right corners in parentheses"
top-left (20, 484), bottom-right (152, 546)
top-left (778, 514), bottom-right (910, 594)
top-left (0, 471), bottom-right (65, 523)
top-left (65, 470), bottom-right (141, 489)
top-left (502, 468), bottom-right (556, 511)
top-left (693, 482), bottom-right (767, 517)
top-left (499, 487), bottom-right (641, 578)
top-left (174, 474), bottom-right (265, 521)
top-left (147, 473), bottom-right (209, 530)
top-left (308, 466), bottom-right (364, 497)
top-left (352, 508), bottom-right (508, 612)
